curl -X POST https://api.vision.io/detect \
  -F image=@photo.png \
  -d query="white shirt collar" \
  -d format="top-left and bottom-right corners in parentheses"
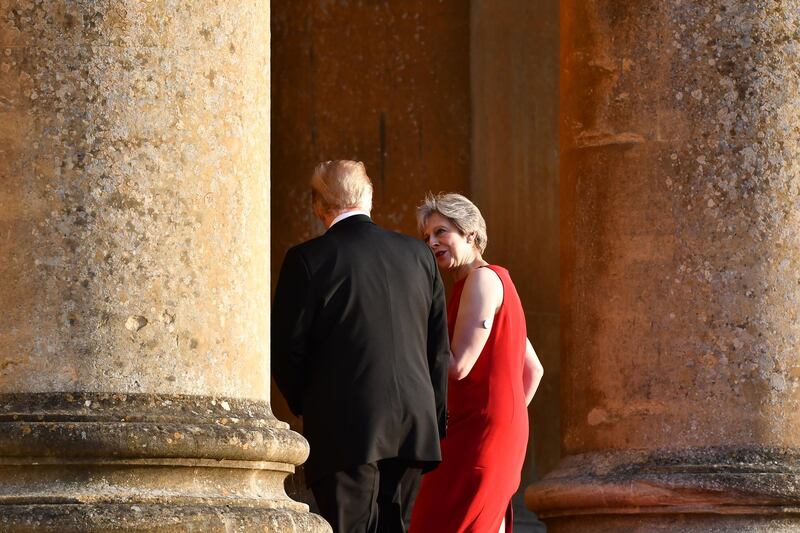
top-left (329, 209), bottom-right (370, 228)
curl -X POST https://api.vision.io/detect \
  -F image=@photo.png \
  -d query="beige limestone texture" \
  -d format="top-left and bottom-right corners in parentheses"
top-left (0, 0), bottom-right (271, 398)
top-left (529, 0), bottom-right (800, 530)
top-left (0, 2), bottom-right (330, 530)
top-left (559, 0), bottom-right (800, 455)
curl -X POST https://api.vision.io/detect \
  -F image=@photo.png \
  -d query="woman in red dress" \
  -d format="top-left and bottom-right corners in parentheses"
top-left (410, 193), bottom-right (544, 533)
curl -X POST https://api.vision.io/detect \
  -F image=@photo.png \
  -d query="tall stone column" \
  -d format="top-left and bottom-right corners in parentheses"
top-left (528, 2), bottom-right (800, 531)
top-left (0, 1), bottom-right (328, 531)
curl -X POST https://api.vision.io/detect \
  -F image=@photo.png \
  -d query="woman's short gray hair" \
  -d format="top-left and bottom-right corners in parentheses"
top-left (417, 192), bottom-right (488, 254)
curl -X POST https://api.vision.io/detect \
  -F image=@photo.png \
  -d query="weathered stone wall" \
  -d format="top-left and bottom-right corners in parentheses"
top-left (270, 0), bottom-right (471, 458)
top-left (1, 0), bottom-right (271, 399)
top-left (471, 0), bottom-right (561, 486)
top-left (0, 1), bottom-right (328, 530)
top-left (271, 4), bottom-right (562, 518)
top-left (271, 0), bottom-right (471, 257)
top-left (529, 1), bottom-right (800, 530)
top-left (559, 0), bottom-right (800, 460)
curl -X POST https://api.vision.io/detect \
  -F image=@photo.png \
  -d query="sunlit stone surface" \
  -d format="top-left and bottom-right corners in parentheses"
top-left (0, 1), bottom-right (328, 530)
top-left (528, 1), bottom-right (800, 531)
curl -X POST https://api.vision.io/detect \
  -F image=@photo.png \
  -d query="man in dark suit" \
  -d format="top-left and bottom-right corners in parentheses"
top-left (272, 160), bottom-right (449, 533)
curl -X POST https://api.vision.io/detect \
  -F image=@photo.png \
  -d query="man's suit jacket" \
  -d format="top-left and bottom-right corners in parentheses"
top-left (271, 215), bottom-right (449, 486)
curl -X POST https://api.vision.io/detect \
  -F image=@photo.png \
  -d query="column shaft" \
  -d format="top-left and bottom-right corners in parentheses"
top-left (0, 1), bottom-right (327, 530)
top-left (528, 1), bottom-right (800, 531)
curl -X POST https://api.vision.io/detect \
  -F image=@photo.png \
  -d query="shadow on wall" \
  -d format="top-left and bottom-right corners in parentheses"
top-left (270, 1), bottom-right (559, 529)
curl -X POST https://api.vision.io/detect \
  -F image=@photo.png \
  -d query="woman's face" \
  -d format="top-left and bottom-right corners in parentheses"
top-left (422, 212), bottom-right (474, 271)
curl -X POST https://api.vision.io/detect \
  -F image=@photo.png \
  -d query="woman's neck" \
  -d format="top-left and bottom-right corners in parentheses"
top-left (452, 254), bottom-right (488, 282)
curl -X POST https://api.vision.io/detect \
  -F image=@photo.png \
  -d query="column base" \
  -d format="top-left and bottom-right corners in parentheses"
top-left (0, 393), bottom-right (330, 532)
top-left (526, 447), bottom-right (800, 532)
top-left (2, 504), bottom-right (330, 532)
top-left (540, 514), bottom-right (800, 533)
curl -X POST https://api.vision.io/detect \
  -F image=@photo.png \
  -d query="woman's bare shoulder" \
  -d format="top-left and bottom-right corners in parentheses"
top-left (462, 266), bottom-right (503, 301)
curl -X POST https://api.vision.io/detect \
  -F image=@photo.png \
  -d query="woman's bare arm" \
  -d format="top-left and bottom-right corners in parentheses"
top-left (522, 337), bottom-right (544, 406)
top-left (449, 268), bottom-right (503, 380)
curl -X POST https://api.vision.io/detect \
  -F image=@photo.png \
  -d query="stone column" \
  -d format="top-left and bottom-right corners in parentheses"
top-left (0, 1), bottom-right (328, 531)
top-left (528, 2), bottom-right (800, 531)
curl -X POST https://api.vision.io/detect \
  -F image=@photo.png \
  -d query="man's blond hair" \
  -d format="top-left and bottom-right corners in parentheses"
top-left (311, 160), bottom-right (373, 213)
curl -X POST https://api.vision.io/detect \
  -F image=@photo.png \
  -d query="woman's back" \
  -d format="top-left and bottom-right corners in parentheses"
top-left (447, 265), bottom-right (528, 425)
top-left (411, 265), bottom-right (529, 532)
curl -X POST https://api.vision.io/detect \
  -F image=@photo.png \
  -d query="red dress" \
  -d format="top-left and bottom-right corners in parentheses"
top-left (410, 265), bottom-right (529, 533)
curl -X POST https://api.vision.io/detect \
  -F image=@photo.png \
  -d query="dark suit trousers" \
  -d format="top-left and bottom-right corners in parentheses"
top-left (311, 458), bottom-right (422, 533)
